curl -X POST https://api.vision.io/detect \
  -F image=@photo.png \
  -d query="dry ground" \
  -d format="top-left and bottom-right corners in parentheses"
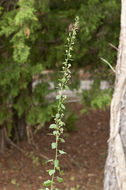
top-left (0, 103), bottom-right (110, 190)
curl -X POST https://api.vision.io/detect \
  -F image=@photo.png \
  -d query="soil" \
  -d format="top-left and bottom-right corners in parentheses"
top-left (0, 103), bottom-right (110, 190)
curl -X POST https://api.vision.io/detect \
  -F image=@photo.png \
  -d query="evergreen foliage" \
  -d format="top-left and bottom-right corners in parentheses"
top-left (81, 81), bottom-right (113, 113)
top-left (0, 0), bottom-right (120, 149)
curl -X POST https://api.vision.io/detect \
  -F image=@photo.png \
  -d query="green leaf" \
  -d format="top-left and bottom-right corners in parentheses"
top-left (53, 131), bottom-right (59, 136)
top-left (59, 150), bottom-right (66, 155)
top-left (53, 130), bottom-right (58, 135)
top-left (59, 121), bottom-right (65, 127)
top-left (57, 176), bottom-right (63, 183)
top-left (61, 78), bottom-right (66, 83)
top-left (60, 138), bottom-right (65, 143)
top-left (56, 113), bottom-right (60, 119)
top-left (65, 85), bottom-right (70, 90)
top-left (48, 169), bottom-right (55, 176)
top-left (46, 159), bottom-right (53, 163)
top-left (56, 95), bottom-right (61, 99)
top-left (61, 104), bottom-right (65, 110)
top-left (51, 142), bottom-right (57, 149)
top-left (49, 124), bottom-right (57, 129)
top-left (54, 159), bottom-right (60, 170)
top-left (43, 180), bottom-right (52, 186)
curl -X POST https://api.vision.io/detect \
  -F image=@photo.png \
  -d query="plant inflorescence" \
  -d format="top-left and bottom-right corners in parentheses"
top-left (43, 16), bottom-right (79, 190)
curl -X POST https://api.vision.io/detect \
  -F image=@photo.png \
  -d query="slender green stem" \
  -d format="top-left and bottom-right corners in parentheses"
top-left (50, 136), bottom-right (58, 190)
top-left (50, 16), bottom-right (79, 190)
top-left (44, 16), bottom-right (79, 190)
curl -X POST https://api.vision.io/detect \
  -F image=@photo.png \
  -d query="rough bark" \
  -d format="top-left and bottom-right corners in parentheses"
top-left (104, 1), bottom-right (126, 189)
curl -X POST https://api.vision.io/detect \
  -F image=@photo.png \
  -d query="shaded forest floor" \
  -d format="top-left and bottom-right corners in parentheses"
top-left (0, 103), bottom-right (110, 190)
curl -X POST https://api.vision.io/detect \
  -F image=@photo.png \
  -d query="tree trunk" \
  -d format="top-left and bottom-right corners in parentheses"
top-left (12, 106), bottom-right (26, 141)
top-left (0, 125), bottom-right (9, 154)
top-left (12, 81), bottom-right (32, 141)
top-left (104, 1), bottom-right (126, 189)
